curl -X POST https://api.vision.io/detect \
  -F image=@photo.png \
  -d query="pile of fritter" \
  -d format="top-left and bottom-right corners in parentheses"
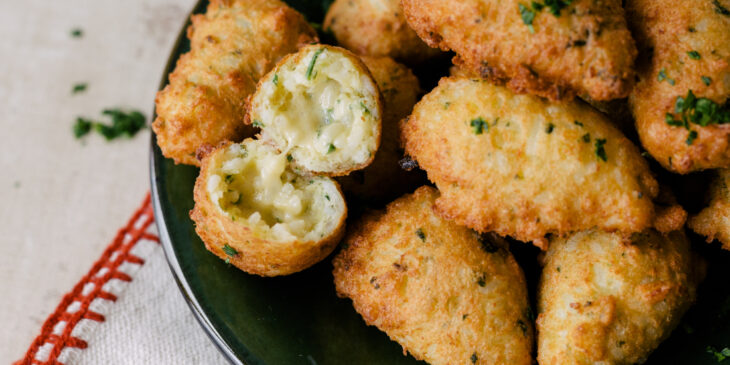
top-left (153, 0), bottom-right (730, 363)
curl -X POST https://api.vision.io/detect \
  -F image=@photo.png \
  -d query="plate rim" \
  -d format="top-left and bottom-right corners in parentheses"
top-left (148, 0), bottom-right (246, 363)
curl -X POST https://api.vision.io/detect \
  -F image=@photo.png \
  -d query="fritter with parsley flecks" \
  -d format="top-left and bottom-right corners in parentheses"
top-left (627, 0), bottom-right (730, 173)
top-left (401, 77), bottom-right (659, 247)
top-left (538, 229), bottom-right (704, 365)
top-left (401, 0), bottom-right (637, 101)
top-left (191, 140), bottom-right (347, 277)
top-left (153, 0), bottom-right (317, 166)
top-left (333, 186), bottom-right (533, 365)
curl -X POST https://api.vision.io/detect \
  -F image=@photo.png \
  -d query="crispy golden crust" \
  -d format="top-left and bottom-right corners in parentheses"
top-left (627, 0), bottom-right (730, 173)
top-left (247, 45), bottom-right (383, 177)
top-left (190, 141), bottom-right (346, 277)
top-left (689, 169), bottom-right (730, 249)
top-left (323, 0), bottom-right (441, 64)
top-left (401, 77), bottom-right (658, 245)
top-left (152, 0), bottom-right (317, 166)
top-left (537, 229), bottom-right (704, 365)
top-left (336, 56), bottom-right (425, 203)
top-left (333, 186), bottom-right (533, 365)
top-left (401, 0), bottom-right (636, 101)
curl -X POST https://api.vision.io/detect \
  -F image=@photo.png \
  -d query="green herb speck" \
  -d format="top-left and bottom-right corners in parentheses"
top-left (545, 123), bottom-right (554, 134)
top-left (688, 50), bottom-right (701, 60)
top-left (574, 120), bottom-right (583, 127)
top-left (306, 48), bottom-right (325, 80)
top-left (702, 76), bottom-right (712, 86)
top-left (581, 133), bottom-right (591, 143)
top-left (73, 117), bottom-right (93, 138)
top-left (272, 74), bottom-right (279, 86)
top-left (72, 83), bottom-right (87, 94)
top-left (686, 130), bottom-right (698, 145)
top-left (327, 143), bottom-right (336, 154)
top-left (70, 28), bottom-right (83, 38)
top-left (470, 117), bottom-right (488, 135)
top-left (223, 244), bottom-right (238, 257)
top-left (594, 138), bottom-right (607, 162)
top-left (287, 154), bottom-right (293, 162)
top-left (519, 4), bottom-right (536, 33)
top-left (470, 353), bottom-right (478, 364)
top-left (416, 228), bottom-right (426, 241)
top-left (707, 346), bottom-right (730, 362)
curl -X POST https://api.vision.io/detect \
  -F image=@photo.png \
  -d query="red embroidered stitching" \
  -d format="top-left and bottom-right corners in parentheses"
top-left (16, 193), bottom-right (159, 365)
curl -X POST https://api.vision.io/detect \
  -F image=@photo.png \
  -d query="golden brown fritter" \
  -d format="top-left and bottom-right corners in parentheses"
top-left (246, 45), bottom-right (382, 176)
top-left (333, 186), bottom-right (534, 365)
top-left (537, 229), bottom-right (705, 365)
top-left (401, 77), bottom-right (658, 246)
top-left (190, 140), bottom-right (347, 277)
top-left (689, 169), bottom-right (730, 249)
top-left (401, 0), bottom-right (637, 101)
top-left (323, 0), bottom-right (441, 64)
top-left (626, 0), bottom-right (730, 174)
top-left (336, 56), bottom-right (425, 204)
top-left (153, 0), bottom-right (317, 166)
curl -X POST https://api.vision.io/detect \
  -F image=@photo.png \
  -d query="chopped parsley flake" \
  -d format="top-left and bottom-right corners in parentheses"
top-left (73, 117), bottom-right (93, 138)
top-left (305, 48), bottom-right (325, 80)
top-left (415, 228), bottom-right (426, 241)
top-left (325, 194), bottom-right (330, 201)
top-left (73, 109), bottom-right (146, 141)
top-left (286, 154), bottom-right (293, 162)
top-left (444, 102), bottom-right (451, 109)
top-left (519, 4), bottom-right (536, 33)
top-left (686, 130), bottom-right (698, 145)
top-left (225, 175), bottom-right (234, 184)
top-left (688, 50), bottom-right (701, 60)
top-left (594, 138), bottom-right (607, 162)
top-left (272, 74), bottom-right (278, 86)
top-left (658, 68), bottom-right (667, 82)
top-left (581, 133), bottom-right (591, 143)
top-left (360, 101), bottom-right (371, 115)
top-left (666, 89), bottom-right (730, 128)
top-left (702, 76), bottom-right (712, 86)
top-left (543, 0), bottom-right (572, 16)
top-left (327, 143), bottom-right (336, 154)
top-left (470, 353), bottom-right (478, 364)
top-left (70, 28), bottom-right (83, 38)
top-left (531, 1), bottom-right (544, 10)
top-left (707, 346), bottom-right (730, 362)
top-left (470, 117), bottom-right (488, 135)
top-left (573, 120), bottom-right (583, 127)
top-left (713, 0), bottom-right (730, 16)
top-left (223, 244), bottom-right (238, 257)
top-left (545, 123), bottom-right (554, 134)
top-left (668, 78), bottom-right (676, 86)
top-left (252, 119), bottom-right (264, 128)
top-left (72, 83), bottom-right (87, 94)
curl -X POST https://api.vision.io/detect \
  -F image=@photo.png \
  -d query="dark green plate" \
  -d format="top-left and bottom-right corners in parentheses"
top-left (150, 1), bottom-right (730, 364)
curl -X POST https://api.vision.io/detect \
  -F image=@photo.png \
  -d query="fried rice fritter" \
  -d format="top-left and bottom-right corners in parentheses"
top-left (537, 229), bottom-right (705, 365)
top-left (401, 0), bottom-right (637, 101)
top-left (153, 0), bottom-right (317, 165)
top-left (401, 77), bottom-right (659, 246)
top-left (190, 140), bottom-right (347, 277)
top-left (626, 0), bottom-right (730, 173)
top-left (689, 169), bottom-right (730, 250)
top-left (333, 186), bottom-right (534, 365)
top-left (323, 0), bottom-right (441, 64)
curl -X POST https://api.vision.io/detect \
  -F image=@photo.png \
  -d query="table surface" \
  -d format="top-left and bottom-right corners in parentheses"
top-left (0, 0), bottom-right (198, 360)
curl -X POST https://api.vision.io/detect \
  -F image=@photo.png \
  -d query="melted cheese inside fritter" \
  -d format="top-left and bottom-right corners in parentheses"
top-left (206, 140), bottom-right (345, 242)
top-left (252, 45), bottom-right (381, 175)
